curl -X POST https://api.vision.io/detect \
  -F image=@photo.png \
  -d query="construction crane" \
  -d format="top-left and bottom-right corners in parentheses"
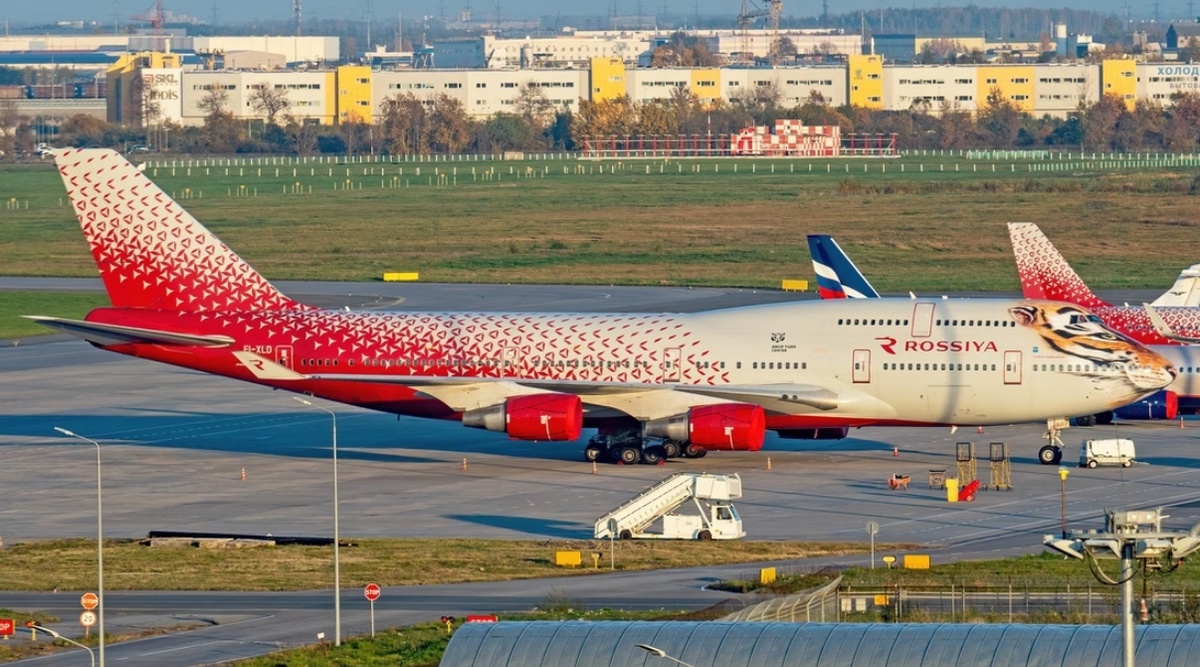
top-left (130, 0), bottom-right (166, 51)
top-left (737, 0), bottom-right (782, 65)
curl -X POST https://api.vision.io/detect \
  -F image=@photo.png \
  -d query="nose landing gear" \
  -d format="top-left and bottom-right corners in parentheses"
top-left (1037, 418), bottom-right (1069, 465)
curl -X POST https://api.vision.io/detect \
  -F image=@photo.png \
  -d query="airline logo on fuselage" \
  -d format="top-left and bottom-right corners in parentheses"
top-left (875, 336), bottom-right (999, 356)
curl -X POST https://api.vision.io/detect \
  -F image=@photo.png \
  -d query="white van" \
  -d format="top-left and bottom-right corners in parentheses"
top-left (1079, 438), bottom-right (1136, 468)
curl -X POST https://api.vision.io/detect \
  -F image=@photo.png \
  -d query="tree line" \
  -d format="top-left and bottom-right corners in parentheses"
top-left (5, 83), bottom-right (1200, 161)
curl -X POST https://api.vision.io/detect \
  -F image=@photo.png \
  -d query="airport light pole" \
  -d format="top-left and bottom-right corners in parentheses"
top-left (1058, 467), bottom-right (1070, 538)
top-left (53, 427), bottom-right (105, 667)
top-left (637, 644), bottom-right (697, 667)
top-left (293, 396), bottom-right (341, 647)
top-left (27, 624), bottom-right (95, 667)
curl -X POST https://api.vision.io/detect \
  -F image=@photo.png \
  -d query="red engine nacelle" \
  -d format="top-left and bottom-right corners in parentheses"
top-left (645, 403), bottom-right (766, 451)
top-left (462, 393), bottom-right (583, 441)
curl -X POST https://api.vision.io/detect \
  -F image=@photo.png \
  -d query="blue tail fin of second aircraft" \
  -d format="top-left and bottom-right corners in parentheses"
top-left (807, 235), bottom-right (880, 300)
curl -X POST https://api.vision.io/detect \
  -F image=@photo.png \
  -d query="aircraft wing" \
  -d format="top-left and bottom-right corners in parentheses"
top-left (234, 352), bottom-right (846, 414)
top-left (25, 316), bottom-right (235, 347)
top-left (306, 372), bottom-right (843, 413)
top-left (1143, 304), bottom-right (1200, 343)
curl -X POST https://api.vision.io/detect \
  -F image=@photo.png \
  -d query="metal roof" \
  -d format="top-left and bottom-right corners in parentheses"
top-left (439, 621), bottom-right (1200, 667)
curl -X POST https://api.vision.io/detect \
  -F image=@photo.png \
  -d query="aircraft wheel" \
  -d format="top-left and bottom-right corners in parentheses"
top-left (1087, 459), bottom-right (1098, 469)
top-left (697, 530), bottom-right (712, 541)
top-left (617, 446), bottom-right (642, 466)
top-left (584, 443), bottom-right (606, 463)
top-left (683, 443), bottom-right (705, 458)
top-left (1038, 445), bottom-right (1061, 465)
top-left (619, 529), bottom-right (633, 540)
top-left (1095, 412), bottom-right (1114, 425)
top-left (1076, 415), bottom-right (1096, 427)
top-left (692, 448), bottom-right (708, 459)
top-left (641, 445), bottom-right (666, 465)
top-left (662, 440), bottom-right (682, 458)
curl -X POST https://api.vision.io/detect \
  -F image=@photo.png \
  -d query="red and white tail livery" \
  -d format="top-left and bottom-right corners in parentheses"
top-left (1008, 222), bottom-right (1200, 345)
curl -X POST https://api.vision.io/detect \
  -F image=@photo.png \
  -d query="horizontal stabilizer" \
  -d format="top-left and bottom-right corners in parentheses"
top-left (25, 316), bottom-right (235, 347)
top-left (233, 351), bottom-right (308, 381)
top-left (1142, 304), bottom-right (1200, 344)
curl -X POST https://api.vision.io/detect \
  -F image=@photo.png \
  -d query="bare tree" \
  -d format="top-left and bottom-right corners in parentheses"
top-left (0, 99), bottom-right (27, 161)
top-left (197, 87), bottom-right (240, 153)
top-left (428, 95), bottom-right (471, 153)
top-left (514, 82), bottom-right (554, 129)
top-left (378, 93), bottom-right (428, 154)
top-left (250, 85), bottom-right (291, 127)
top-left (283, 114), bottom-right (318, 155)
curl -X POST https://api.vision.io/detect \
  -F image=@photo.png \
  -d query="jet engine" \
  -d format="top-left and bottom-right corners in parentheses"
top-left (644, 403), bottom-right (766, 451)
top-left (1113, 390), bottom-right (1179, 421)
top-left (775, 427), bottom-right (850, 440)
top-left (462, 393), bottom-right (583, 441)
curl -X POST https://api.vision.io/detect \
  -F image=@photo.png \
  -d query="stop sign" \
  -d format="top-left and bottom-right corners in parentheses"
top-left (363, 583), bottom-right (381, 602)
top-left (80, 593), bottom-right (98, 610)
top-left (0, 619), bottom-right (13, 636)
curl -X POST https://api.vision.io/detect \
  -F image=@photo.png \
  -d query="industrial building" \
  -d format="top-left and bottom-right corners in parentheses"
top-left (97, 53), bottom-right (1184, 128)
top-left (438, 621), bottom-right (1200, 667)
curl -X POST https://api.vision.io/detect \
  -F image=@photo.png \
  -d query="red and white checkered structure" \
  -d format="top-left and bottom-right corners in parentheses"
top-left (730, 121), bottom-right (841, 157)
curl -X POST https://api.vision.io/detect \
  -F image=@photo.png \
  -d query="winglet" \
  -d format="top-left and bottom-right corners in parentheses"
top-left (1142, 304), bottom-right (1200, 344)
top-left (1008, 222), bottom-right (1108, 309)
top-left (233, 351), bottom-right (308, 381)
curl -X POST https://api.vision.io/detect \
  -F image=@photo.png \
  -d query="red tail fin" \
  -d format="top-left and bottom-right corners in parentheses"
top-left (56, 148), bottom-right (302, 312)
top-left (1008, 222), bottom-right (1108, 309)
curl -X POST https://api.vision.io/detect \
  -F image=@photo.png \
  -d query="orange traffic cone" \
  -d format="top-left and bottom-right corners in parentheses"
top-left (240, 467), bottom-right (246, 481)
top-left (1181, 417), bottom-right (1185, 429)
top-left (591, 461), bottom-right (597, 474)
top-left (460, 457), bottom-right (467, 471)
top-left (977, 425), bottom-right (984, 434)
top-left (893, 446), bottom-right (899, 457)
top-left (766, 457), bottom-right (773, 471)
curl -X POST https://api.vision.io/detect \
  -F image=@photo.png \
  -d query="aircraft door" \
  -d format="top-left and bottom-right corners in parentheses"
top-left (852, 349), bottom-right (871, 383)
top-left (275, 345), bottom-right (294, 370)
top-left (501, 346), bottom-right (520, 377)
top-left (1004, 350), bottom-right (1022, 385)
top-left (911, 303), bottom-right (935, 338)
top-left (662, 347), bottom-right (682, 383)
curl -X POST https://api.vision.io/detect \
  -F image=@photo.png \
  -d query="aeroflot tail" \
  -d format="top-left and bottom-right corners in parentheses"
top-left (56, 149), bottom-right (304, 312)
top-left (806, 235), bottom-right (879, 299)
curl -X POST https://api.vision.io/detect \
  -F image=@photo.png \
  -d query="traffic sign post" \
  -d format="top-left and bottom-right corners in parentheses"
top-left (80, 592), bottom-right (98, 611)
top-left (866, 521), bottom-right (880, 570)
top-left (363, 583), bottom-right (381, 638)
top-left (0, 618), bottom-right (13, 640)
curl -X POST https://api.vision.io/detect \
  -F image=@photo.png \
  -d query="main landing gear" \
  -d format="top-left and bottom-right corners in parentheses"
top-left (1037, 418), bottom-right (1069, 465)
top-left (584, 428), bottom-right (709, 465)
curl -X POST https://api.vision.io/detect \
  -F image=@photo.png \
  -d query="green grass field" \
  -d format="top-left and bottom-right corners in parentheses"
top-left (0, 538), bottom-right (875, 592)
top-left (2, 155), bottom-right (1198, 294)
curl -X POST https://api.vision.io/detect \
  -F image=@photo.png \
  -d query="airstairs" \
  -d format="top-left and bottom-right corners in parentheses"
top-left (594, 472), bottom-right (744, 540)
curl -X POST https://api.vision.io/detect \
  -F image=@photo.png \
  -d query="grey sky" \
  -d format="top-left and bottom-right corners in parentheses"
top-left (4, 1), bottom-right (1169, 27)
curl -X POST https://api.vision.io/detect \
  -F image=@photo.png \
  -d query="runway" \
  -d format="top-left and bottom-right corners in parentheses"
top-left (4, 281), bottom-right (1200, 665)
